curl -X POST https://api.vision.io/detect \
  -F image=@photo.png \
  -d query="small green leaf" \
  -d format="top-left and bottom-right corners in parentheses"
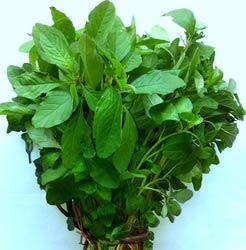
top-left (32, 23), bottom-right (74, 73)
top-left (131, 70), bottom-right (185, 95)
top-left (32, 88), bottom-right (73, 128)
top-left (161, 204), bottom-right (168, 218)
top-left (142, 94), bottom-right (163, 118)
top-left (164, 9), bottom-right (196, 36)
top-left (94, 87), bottom-right (122, 158)
top-left (173, 189), bottom-right (193, 203)
top-left (150, 25), bottom-right (169, 41)
top-left (145, 212), bottom-right (160, 227)
top-left (180, 112), bottom-right (203, 126)
top-left (168, 200), bottom-right (182, 216)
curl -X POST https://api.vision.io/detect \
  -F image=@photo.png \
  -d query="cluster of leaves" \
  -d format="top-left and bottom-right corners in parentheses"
top-left (0, 0), bottom-right (244, 247)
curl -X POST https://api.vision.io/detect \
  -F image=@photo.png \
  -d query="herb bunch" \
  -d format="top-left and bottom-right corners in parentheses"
top-left (0, 1), bottom-right (244, 249)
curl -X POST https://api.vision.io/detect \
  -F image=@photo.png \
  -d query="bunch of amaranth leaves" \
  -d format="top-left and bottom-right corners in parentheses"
top-left (0, 1), bottom-right (244, 249)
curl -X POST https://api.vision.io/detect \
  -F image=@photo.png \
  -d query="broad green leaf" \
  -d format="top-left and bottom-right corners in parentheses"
top-left (13, 73), bottom-right (62, 100)
top-left (61, 108), bottom-right (92, 168)
top-left (50, 7), bottom-right (76, 43)
top-left (107, 16), bottom-right (131, 61)
top-left (173, 189), bottom-right (193, 203)
top-left (78, 33), bottom-right (104, 89)
top-left (26, 122), bottom-right (61, 149)
top-left (87, 158), bottom-right (120, 189)
top-left (7, 65), bottom-right (25, 87)
top-left (0, 102), bottom-right (34, 115)
top-left (32, 88), bottom-right (73, 128)
top-left (163, 133), bottom-right (192, 160)
top-left (41, 165), bottom-right (69, 185)
top-left (173, 97), bottom-right (193, 113)
top-left (112, 110), bottom-right (138, 173)
top-left (164, 9), bottom-right (196, 36)
top-left (131, 70), bottom-right (185, 95)
top-left (32, 23), bottom-right (74, 73)
top-left (19, 40), bottom-right (34, 53)
top-left (94, 87), bottom-right (122, 158)
top-left (122, 50), bottom-right (142, 72)
top-left (83, 86), bottom-right (104, 112)
top-left (71, 160), bottom-right (89, 182)
top-left (96, 185), bottom-right (112, 201)
top-left (193, 96), bottom-right (218, 113)
top-left (149, 102), bottom-right (179, 124)
top-left (85, 0), bottom-right (116, 45)
top-left (41, 150), bottom-right (61, 169)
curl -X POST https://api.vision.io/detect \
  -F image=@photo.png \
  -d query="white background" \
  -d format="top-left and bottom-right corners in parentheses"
top-left (0, 1), bottom-right (246, 249)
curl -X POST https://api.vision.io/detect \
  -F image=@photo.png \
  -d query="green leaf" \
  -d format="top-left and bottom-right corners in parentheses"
top-left (163, 133), bottom-right (193, 160)
top-left (161, 204), bottom-right (168, 218)
top-left (32, 88), bottom-right (74, 128)
top-left (164, 9), bottom-right (196, 36)
top-left (41, 165), bottom-right (69, 185)
top-left (131, 70), bottom-right (185, 95)
top-left (96, 185), bottom-right (112, 201)
top-left (21, 133), bottom-right (33, 163)
top-left (45, 174), bottom-right (74, 205)
top-left (26, 122), bottom-right (61, 149)
top-left (168, 200), bottom-right (182, 216)
top-left (32, 23), bottom-right (74, 73)
top-left (179, 112), bottom-right (203, 127)
top-left (217, 123), bottom-right (239, 148)
top-left (83, 86), bottom-right (104, 112)
top-left (150, 25), bottom-right (169, 41)
top-left (61, 108), bottom-right (92, 168)
top-left (112, 110), bottom-right (138, 173)
top-left (142, 94), bottom-right (163, 117)
top-left (78, 34), bottom-right (104, 89)
top-left (79, 179), bottom-right (97, 194)
top-left (193, 96), bottom-right (218, 113)
top-left (145, 212), bottom-right (160, 227)
top-left (0, 102), bottom-right (34, 115)
top-left (173, 97), bottom-right (193, 113)
top-left (19, 40), bottom-right (34, 53)
top-left (149, 102), bottom-right (179, 124)
top-left (122, 50), bottom-right (142, 72)
top-left (173, 189), bottom-right (193, 203)
top-left (107, 16), bottom-right (131, 61)
top-left (94, 87), bottom-right (122, 158)
top-left (50, 7), bottom-right (76, 43)
top-left (85, 0), bottom-right (116, 45)
top-left (194, 70), bottom-right (206, 97)
top-left (13, 73), bottom-right (62, 100)
top-left (87, 158), bottom-right (120, 189)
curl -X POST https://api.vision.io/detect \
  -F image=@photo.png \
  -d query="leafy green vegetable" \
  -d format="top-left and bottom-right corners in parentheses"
top-left (0, 1), bottom-right (244, 249)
